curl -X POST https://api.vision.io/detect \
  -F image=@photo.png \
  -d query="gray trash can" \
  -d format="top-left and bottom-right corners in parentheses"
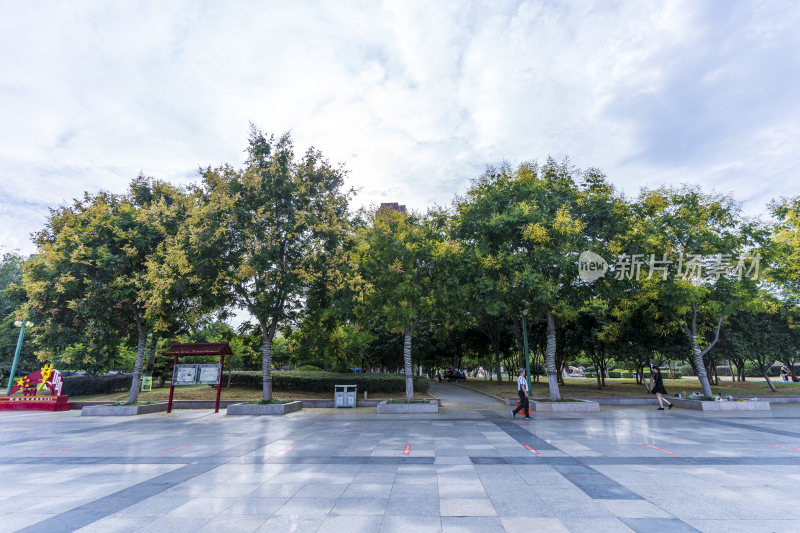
top-left (335, 384), bottom-right (357, 408)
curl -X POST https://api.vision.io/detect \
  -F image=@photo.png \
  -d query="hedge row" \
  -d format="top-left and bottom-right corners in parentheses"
top-left (62, 374), bottom-right (132, 397)
top-left (227, 371), bottom-right (430, 394)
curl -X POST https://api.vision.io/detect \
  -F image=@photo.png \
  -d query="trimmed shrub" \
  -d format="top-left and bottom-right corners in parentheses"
top-left (62, 374), bottom-right (132, 397)
top-left (228, 371), bottom-right (430, 394)
top-left (296, 365), bottom-right (323, 372)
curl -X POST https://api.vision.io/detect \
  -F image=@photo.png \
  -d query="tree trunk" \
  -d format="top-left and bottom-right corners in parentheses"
top-left (403, 326), bottom-right (414, 403)
top-left (261, 321), bottom-right (274, 402)
top-left (691, 336), bottom-right (713, 397)
top-left (492, 337), bottom-right (502, 383)
top-left (145, 334), bottom-right (158, 375)
top-left (545, 309), bottom-right (561, 400)
top-left (127, 311), bottom-right (148, 404)
top-left (481, 321), bottom-right (503, 383)
top-left (728, 360), bottom-right (735, 382)
top-left (762, 367), bottom-right (777, 392)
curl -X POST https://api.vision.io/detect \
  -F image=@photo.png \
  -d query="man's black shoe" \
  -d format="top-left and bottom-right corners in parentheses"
top-left (524, 416), bottom-right (532, 419)
top-left (668, 404), bottom-right (673, 410)
top-left (512, 411), bottom-right (516, 419)
top-left (656, 407), bottom-right (664, 410)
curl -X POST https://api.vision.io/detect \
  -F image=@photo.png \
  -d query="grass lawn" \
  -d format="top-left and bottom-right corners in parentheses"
top-left (71, 385), bottom-right (434, 402)
top-left (461, 376), bottom-right (800, 399)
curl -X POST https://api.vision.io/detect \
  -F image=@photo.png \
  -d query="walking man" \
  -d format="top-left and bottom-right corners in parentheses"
top-left (512, 368), bottom-right (531, 419)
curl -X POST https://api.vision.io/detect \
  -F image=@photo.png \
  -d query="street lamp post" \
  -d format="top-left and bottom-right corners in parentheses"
top-left (6, 318), bottom-right (31, 396)
top-left (521, 309), bottom-right (532, 395)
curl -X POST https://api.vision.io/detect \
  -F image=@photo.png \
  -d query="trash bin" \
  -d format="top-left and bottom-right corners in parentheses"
top-left (335, 384), bottom-right (357, 408)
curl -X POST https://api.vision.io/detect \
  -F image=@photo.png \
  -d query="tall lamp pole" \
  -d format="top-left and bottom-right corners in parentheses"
top-left (6, 318), bottom-right (31, 396)
top-left (521, 309), bottom-right (532, 395)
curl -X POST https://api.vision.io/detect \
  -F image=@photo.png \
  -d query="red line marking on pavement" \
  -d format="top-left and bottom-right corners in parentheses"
top-left (157, 445), bottom-right (188, 455)
top-left (644, 444), bottom-right (677, 455)
top-left (523, 444), bottom-right (540, 455)
top-left (39, 446), bottom-right (82, 456)
top-left (771, 444), bottom-right (800, 451)
top-left (276, 444), bottom-right (298, 455)
top-left (403, 444), bottom-right (411, 455)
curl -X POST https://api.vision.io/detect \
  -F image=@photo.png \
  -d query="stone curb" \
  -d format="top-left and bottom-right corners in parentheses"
top-left (377, 400), bottom-right (439, 414)
top-left (81, 402), bottom-right (168, 416)
top-left (226, 400), bottom-right (303, 415)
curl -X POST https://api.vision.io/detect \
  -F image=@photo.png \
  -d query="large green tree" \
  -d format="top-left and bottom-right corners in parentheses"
top-left (626, 186), bottom-right (762, 397)
top-left (198, 127), bottom-right (350, 401)
top-left (1, 253), bottom-right (38, 383)
top-left (23, 178), bottom-right (196, 402)
top-left (356, 207), bottom-right (456, 401)
top-left (456, 160), bottom-right (613, 399)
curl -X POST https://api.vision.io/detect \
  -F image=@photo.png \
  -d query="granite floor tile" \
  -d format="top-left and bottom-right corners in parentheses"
top-left (331, 496), bottom-right (388, 515)
top-left (385, 497), bottom-right (441, 516)
top-left (440, 516), bottom-right (505, 532)
top-left (440, 498), bottom-right (497, 517)
top-left (380, 515), bottom-right (442, 533)
top-left (317, 515), bottom-right (383, 533)
top-left (275, 497), bottom-right (338, 517)
top-left (500, 516), bottom-right (570, 533)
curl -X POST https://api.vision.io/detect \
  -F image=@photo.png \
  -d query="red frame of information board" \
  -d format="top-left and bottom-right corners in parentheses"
top-left (163, 342), bottom-right (233, 413)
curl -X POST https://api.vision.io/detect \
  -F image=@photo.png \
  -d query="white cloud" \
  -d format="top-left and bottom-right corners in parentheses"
top-left (1, 0), bottom-right (799, 254)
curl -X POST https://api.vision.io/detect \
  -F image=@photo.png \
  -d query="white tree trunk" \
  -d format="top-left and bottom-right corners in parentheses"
top-left (403, 326), bottom-right (414, 403)
top-left (261, 324), bottom-right (274, 402)
top-left (691, 337), bottom-right (713, 397)
top-left (145, 334), bottom-right (158, 374)
top-left (127, 313), bottom-right (147, 404)
top-left (545, 310), bottom-right (561, 401)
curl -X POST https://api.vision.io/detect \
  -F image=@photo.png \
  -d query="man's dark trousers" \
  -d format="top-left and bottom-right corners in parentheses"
top-left (513, 389), bottom-right (529, 417)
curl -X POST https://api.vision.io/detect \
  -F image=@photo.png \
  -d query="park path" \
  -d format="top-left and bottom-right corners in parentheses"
top-left (429, 382), bottom-right (503, 408)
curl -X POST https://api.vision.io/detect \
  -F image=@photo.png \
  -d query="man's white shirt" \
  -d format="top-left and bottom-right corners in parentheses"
top-left (517, 375), bottom-right (527, 392)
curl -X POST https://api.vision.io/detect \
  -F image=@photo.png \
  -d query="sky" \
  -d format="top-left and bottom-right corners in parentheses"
top-left (1, 0), bottom-right (799, 255)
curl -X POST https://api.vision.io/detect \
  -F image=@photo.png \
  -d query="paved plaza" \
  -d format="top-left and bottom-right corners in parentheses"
top-left (2, 384), bottom-right (800, 533)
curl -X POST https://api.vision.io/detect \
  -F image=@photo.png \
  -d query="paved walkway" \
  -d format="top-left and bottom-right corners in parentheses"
top-left (2, 385), bottom-right (800, 532)
top-left (430, 382), bottom-right (502, 407)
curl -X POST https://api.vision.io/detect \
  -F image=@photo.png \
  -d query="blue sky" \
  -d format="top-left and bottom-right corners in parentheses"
top-left (1, 0), bottom-right (799, 254)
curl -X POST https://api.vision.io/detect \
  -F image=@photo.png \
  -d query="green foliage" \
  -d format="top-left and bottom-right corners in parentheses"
top-left (197, 126), bottom-right (350, 401)
top-left (296, 364), bottom-right (323, 372)
top-left (227, 371), bottom-right (430, 394)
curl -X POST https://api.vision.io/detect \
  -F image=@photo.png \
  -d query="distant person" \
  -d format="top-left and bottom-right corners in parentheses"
top-left (512, 368), bottom-right (532, 419)
top-left (649, 366), bottom-right (673, 410)
top-left (780, 364), bottom-right (790, 382)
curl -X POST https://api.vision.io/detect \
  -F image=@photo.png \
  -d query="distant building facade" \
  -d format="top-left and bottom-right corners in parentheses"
top-left (379, 202), bottom-right (407, 213)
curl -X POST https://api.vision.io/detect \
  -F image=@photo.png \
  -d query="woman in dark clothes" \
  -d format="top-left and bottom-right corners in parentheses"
top-left (649, 366), bottom-right (673, 410)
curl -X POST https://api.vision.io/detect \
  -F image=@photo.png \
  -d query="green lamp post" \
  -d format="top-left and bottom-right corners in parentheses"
top-left (6, 318), bottom-right (31, 396)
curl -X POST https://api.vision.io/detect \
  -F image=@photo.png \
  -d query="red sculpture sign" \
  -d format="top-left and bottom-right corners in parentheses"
top-left (1, 364), bottom-right (71, 411)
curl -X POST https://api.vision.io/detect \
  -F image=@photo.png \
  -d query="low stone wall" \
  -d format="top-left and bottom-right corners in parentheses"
top-left (671, 398), bottom-right (771, 411)
top-left (81, 402), bottom-right (168, 416)
top-left (531, 399), bottom-right (600, 412)
top-left (226, 400), bottom-right (303, 415)
top-left (301, 396), bottom-right (440, 409)
top-left (73, 400), bottom-right (241, 410)
top-left (377, 400), bottom-right (439, 414)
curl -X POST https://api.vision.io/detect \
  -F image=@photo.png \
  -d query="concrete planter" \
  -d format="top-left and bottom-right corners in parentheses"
top-left (671, 398), bottom-right (771, 411)
top-left (377, 400), bottom-right (439, 414)
top-left (81, 402), bottom-right (168, 416)
top-left (227, 401), bottom-right (303, 415)
top-left (531, 399), bottom-right (600, 412)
